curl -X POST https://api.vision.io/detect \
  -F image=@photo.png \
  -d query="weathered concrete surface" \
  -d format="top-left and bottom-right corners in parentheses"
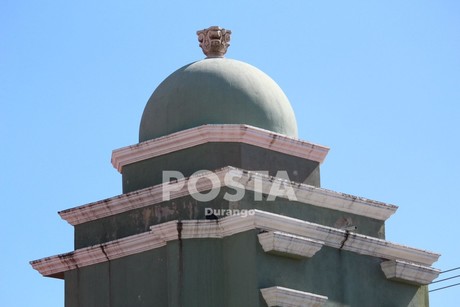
top-left (139, 58), bottom-right (298, 142)
top-left (74, 188), bottom-right (385, 249)
top-left (65, 231), bottom-right (428, 307)
top-left (121, 142), bottom-right (321, 194)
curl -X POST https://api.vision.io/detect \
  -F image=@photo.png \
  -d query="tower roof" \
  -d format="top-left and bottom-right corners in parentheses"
top-left (139, 26), bottom-right (298, 142)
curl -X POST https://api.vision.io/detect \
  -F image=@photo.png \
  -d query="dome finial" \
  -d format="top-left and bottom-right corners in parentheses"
top-left (197, 26), bottom-right (231, 58)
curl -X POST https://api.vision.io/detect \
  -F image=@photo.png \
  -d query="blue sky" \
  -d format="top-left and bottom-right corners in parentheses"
top-left (1, 1), bottom-right (459, 306)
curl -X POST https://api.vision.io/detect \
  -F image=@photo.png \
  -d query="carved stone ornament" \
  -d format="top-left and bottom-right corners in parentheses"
top-left (197, 26), bottom-right (231, 58)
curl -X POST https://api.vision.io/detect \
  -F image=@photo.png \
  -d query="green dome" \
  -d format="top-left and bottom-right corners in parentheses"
top-left (139, 58), bottom-right (298, 142)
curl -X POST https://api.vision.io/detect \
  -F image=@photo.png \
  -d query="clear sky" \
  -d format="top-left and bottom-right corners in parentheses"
top-left (1, 1), bottom-right (459, 306)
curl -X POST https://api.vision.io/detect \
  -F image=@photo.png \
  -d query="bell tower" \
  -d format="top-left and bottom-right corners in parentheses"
top-left (31, 27), bottom-right (440, 307)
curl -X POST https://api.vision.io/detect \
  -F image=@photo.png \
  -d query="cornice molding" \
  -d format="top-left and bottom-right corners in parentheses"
top-left (32, 210), bottom-right (439, 278)
top-left (59, 167), bottom-right (397, 226)
top-left (260, 286), bottom-right (328, 307)
top-left (380, 260), bottom-right (441, 285)
top-left (30, 231), bottom-right (165, 279)
top-left (111, 124), bottom-right (330, 172)
top-left (252, 210), bottom-right (439, 266)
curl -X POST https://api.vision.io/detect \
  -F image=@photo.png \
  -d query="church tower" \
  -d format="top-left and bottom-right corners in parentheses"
top-left (31, 27), bottom-right (440, 307)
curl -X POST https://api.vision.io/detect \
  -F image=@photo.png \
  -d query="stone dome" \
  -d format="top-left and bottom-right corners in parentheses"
top-left (139, 57), bottom-right (298, 142)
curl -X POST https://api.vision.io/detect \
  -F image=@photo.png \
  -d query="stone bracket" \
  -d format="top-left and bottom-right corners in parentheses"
top-left (380, 259), bottom-right (441, 285)
top-left (260, 286), bottom-right (328, 307)
top-left (258, 231), bottom-right (324, 259)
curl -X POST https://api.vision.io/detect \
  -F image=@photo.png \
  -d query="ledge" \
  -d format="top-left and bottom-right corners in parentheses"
top-left (380, 260), bottom-right (441, 285)
top-left (252, 210), bottom-right (439, 266)
top-left (111, 124), bottom-right (330, 172)
top-left (59, 166), bottom-right (398, 226)
top-left (260, 286), bottom-right (328, 307)
top-left (258, 231), bottom-right (324, 259)
top-left (30, 231), bottom-right (166, 279)
top-left (32, 210), bottom-right (439, 278)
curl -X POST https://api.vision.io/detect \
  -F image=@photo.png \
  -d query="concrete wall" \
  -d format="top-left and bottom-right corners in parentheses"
top-left (65, 139), bottom-right (428, 307)
top-left (121, 142), bottom-right (321, 193)
top-left (65, 230), bottom-right (428, 307)
top-left (65, 248), bottom-right (168, 307)
top-left (74, 188), bottom-right (385, 249)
